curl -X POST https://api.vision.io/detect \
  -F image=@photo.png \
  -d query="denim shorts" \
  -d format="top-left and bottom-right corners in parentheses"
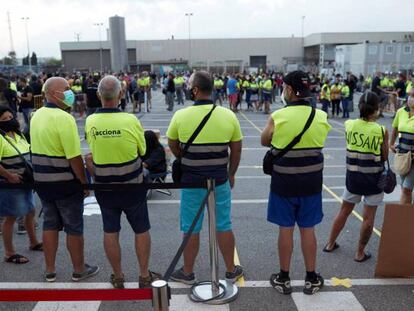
top-left (0, 189), bottom-right (35, 218)
top-left (180, 181), bottom-right (232, 234)
top-left (267, 192), bottom-right (323, 228)
top-left (342, 189), bottom-right (384, 207)
top-left (96, 191), bottom-right (150, 234)
top-left (400, 165), bottom-right (414, 190)
top-left (262, 92), bottom-right (271, 102)
top-left (41, 191), bottom-right (84, 235)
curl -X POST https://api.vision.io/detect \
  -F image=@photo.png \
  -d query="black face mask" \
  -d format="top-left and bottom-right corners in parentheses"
top-left (0, 118), bottom-right (20, 133)
top-left (190, 87), bottom-right (196, 101)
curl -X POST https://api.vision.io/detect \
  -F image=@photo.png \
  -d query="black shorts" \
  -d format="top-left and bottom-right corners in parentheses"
top-left (95, 191), bottom-right (150, 234)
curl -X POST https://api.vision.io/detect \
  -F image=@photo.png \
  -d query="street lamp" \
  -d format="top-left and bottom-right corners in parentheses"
top-left (185, 13), bottom-right (193, 69)
top-left (301, 16), bottom-right (305, 40)
top-left (94, 22), bottom-right (104, 73)
top-left (21, 17), bottom-right (31, 71)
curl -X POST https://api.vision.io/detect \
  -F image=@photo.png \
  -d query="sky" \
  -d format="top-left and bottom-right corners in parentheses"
top-left (1, 0), bottom-right (414, 58)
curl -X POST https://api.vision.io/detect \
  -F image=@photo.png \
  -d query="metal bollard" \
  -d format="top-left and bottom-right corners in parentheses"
top-left (207, 179), bottom-right (220, 296)
top-left (189, 179), bottom-right (238, 304)
top-left (152, 280), bottom-right (170, 311)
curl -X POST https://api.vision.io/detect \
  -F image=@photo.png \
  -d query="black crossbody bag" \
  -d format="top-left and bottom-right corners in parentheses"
top-left (263, 107), bottom-right (316, 175)
top-left (377, 127), bottom-right (396, 194)
top-left (0, 130), bottom-right (34, 183)
top-left (172, 105), bottom-right (217, 183)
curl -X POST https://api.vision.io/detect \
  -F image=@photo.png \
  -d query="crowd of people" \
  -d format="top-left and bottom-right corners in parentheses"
top-left (0, 68), bottom-right (413, 296)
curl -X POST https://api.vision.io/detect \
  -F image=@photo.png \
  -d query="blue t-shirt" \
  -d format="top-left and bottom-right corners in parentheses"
top-left (227, 78), bottom-right (238, 95)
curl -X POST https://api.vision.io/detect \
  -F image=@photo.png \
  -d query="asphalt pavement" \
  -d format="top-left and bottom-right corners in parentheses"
top-left (0, 90), bottom-right (413, 311)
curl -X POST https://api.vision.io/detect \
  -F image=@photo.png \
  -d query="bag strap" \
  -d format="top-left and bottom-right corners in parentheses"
top-left (182, 105), bottom-right (217, 155)
top-left (0, 130), bottom-right (31, 171)
top-left (380, 126), bottom-right (390, 170)
top-left (273, 107), bottom-right (316, 160)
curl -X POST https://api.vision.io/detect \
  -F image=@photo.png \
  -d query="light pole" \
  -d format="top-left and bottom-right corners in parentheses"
top-left (301, 16), bottom-right (306, 68)
top-left (94, 22), bottom-right (104, 73)
top-left (21, 17), bottom-right (31, 70)
top-left (185, 13), bottom-right (193, 69)
top-left (301, 16), bottom-right (305, 41)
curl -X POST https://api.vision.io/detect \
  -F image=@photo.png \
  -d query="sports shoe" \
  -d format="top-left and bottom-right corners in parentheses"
top-left (303, 274), bottom-right (324, 295)
top-left (17, 224), bottom-right (27, 235)
top-left (44, 272), bottom-right (57, 283)
top-left (139, 270), bottom-right (162, 288)
top-left (170, 267), bottom-right (196, 285)
top-left (72, 264), bottom-right (100, 282)
top-left (225, 265), bottom-right (244, 283)
top-left (270, 273), bottom-right (292, 295)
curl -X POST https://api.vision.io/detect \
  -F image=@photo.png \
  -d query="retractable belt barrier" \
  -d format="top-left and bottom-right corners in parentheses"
top-left (0, 181), bottom-right (207, 191)
top-left (0, 179), bottom-right (236, 310)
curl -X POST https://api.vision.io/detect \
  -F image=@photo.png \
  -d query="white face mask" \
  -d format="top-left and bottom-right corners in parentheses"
top-left (408, 96), bottom-right (414, 109)
top-left (281, 90), bottom-right (287, 106)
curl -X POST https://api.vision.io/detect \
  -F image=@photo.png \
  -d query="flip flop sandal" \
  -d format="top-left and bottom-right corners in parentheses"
top-left (30, 243), bottom-right (43, 251)
top-left (110, 274), bottom-right (125, 289)
top-left (5, 254), bottom-right (29, 264)
top-left (354, 252), bottom-right (372, 263)
top-left (323, 242), bottom-right (340, 253)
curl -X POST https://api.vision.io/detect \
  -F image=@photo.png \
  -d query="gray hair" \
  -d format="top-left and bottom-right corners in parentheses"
top-left (98, 75), bottom-right (121, 101)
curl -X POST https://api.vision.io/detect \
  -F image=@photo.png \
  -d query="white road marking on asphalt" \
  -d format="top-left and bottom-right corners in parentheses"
top-left (170, 295), bottom-right (229, 311)
top-left (3, 278), bottom-right (414, 290)
top-left (33, 301), bottom-right (101, 311)
top-left (292, 292), bottom-right (364, 311)
top-left (329, 119), bottom-right (346, 128)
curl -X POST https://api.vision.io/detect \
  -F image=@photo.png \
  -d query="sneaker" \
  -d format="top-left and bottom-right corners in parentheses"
top-left (270, 273), bottom-right (292, 295)
top-left (72, 264), bottom-right (100, 282)
top-left (17, 224), bottom-right (27, 235)
top-left (170, 267), bottom-right (196, 285)
top-left (303, 274), bottom-right (324, 295)
top-left (44, 272), bottom-right (57, 283)
top-left (225, 265), bottom-right (244, 283)
top-left (139, 270), bottom-right (162, 288)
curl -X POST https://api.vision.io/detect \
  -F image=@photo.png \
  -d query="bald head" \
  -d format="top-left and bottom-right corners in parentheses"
top-left (98, 75), bottom-right (121, 108)
top-left (44, 77), bottom-right (69, 106)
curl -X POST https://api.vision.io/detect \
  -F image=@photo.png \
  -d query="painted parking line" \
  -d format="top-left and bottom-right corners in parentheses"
top-left (323, 185), bottom-right (382, 237)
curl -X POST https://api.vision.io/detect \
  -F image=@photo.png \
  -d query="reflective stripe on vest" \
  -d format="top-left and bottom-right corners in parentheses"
top-left (94, 157), bottom-right (143, 184)
top-left (272, 148), bottom-right (324, 175)
top-left (1, 153), bottom-right (29, 176)
top-left (399, 131), bottom-right (414, 152)
top-left (181, 143), bottom-right (229, 180)
top-left (32, 154), bottom-right (75, 182)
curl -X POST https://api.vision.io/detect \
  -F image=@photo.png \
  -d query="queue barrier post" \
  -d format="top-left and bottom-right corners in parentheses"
top-left (189, 179), bottom-right (239, 304)
top-left (152, 280), bottom-right (170, 311)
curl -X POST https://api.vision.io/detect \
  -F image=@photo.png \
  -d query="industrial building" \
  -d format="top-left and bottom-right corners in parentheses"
top-left (60, 15), bottom-right (414, 74)
top-left (335, 41), bottom-right (414, 76)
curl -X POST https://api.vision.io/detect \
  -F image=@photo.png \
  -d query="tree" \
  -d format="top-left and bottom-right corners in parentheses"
top-left (3, 57), bottom-right (13, 65)
top-left (8, 51), bottom-right (17, 65)
top-left (31, 52), bottom-right (38, 66)
top-left (44, 58), bottom-right (62, 67)
top-left (22, 54), bottom-right (29, 66)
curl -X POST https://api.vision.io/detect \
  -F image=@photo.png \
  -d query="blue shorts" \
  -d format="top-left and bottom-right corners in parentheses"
top-left (267, 192), bottom-right (323, 228)
top-left (0, 189), bottom-right (35, 218)
top-left (181, 181), bottom-right (232, 234)
top-left (41, 191), bottom-right (84, 235)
